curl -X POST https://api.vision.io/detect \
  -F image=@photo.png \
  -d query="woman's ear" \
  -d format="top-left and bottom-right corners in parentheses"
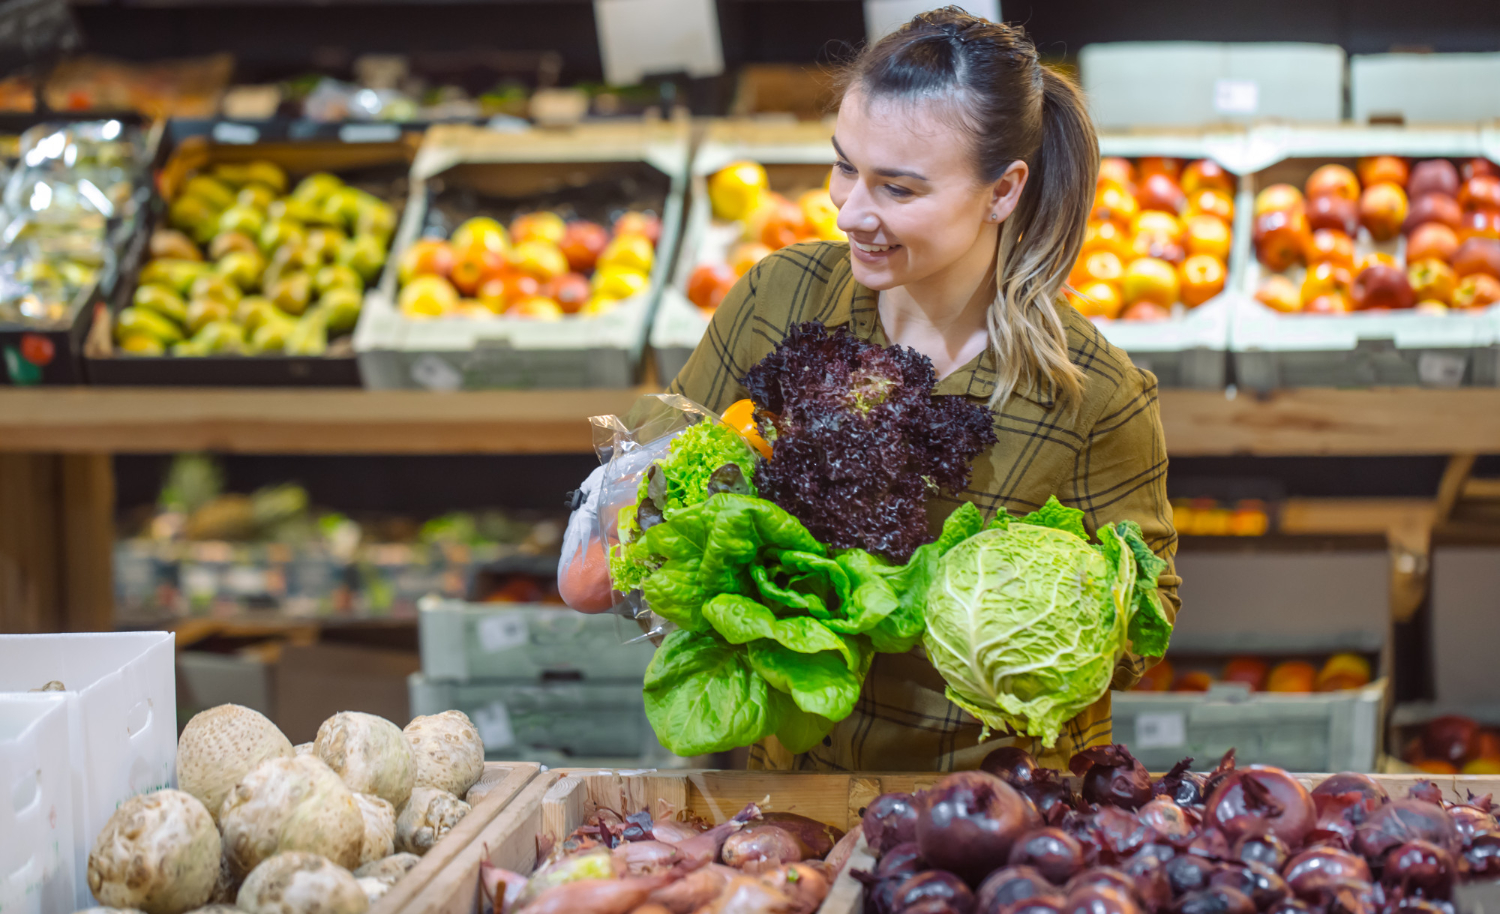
top-left (988, 160), bottom-right (1030, 224)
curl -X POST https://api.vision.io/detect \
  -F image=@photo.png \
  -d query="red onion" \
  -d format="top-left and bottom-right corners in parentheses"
top-left (1094, 807), bottom-right (1153, 863)
top-left (876, 842), bottom-right (926, 882)
top-left (1461, 832), bottom-right (1500, 877)
top-left (1171, 887), bottom-right (1254, 914)
top-left (917, 772), bottom-right (1037, 886)
top-left (1010, 900), bottom-right (1068, 914)
top-left (1010, 828), bottom-right (1085, 884)
top-left (1284, 847), bottom-right (1372, 901)
top-left (1065, 868), bottom-right (1138, 900)
top-left (866, 793), bottom-right (921, 855)
top-left (1210, 862), bottom-right (1289, 909)
top-left (894, 871), bottom-right (976, 914)
top-left (976, 866), bottom-right (1064, 914)
top-left (1381, 841), bottom-right (1454, 899)
top-left (1264, 901), bottom-right (1315, 914)
top-left (1232, 832), bottom-right (1290, 869)
top-left (1408, 782), bottom-right (1445, 807)
top-left (1155, 758), bottom-right (1207, 808)
top-left (1187, 828), bottom-right (1230, 860)
top-left (983, 747), bottom-right (1040, 789)
top-left (1066, 884), bottom-right (1144, 914)
top-left (1120, 848), bottom-right (1175, 911)
top-left (1073, 746), bottom-right (1153, 811)
top-left (1141, 799), bottom-right (1199, 847)
top-left (1163, 856), bottom-right (1216, 897)
top-left (1311, 775), bottom-right (1389, 807)
top-left (1026, 769), bottom-right (1079, 827)
top-left (1204, 766), bottom-right (1316, 847)
top-left (1353, 801), bottom-right (1460, 862)
top-left (1445, 805), bottom-right (1495, 843)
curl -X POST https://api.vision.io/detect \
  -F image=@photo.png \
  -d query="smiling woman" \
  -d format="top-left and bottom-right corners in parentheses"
top-left (582, 6), bottom-right (1182, 773)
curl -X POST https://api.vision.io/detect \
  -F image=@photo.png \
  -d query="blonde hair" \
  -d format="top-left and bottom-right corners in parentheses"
top-left (841, 7), bottom-right (1096, 411)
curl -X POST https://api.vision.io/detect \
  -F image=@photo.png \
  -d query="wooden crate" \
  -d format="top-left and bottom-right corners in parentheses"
top-left (369, 762), bottom-right (540, 914)
top-left (408, 769), bottom-right (1500, 914)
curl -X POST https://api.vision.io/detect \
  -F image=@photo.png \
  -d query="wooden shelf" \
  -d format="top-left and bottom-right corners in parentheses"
top-left (1, 386), bottom-right (1498, 456)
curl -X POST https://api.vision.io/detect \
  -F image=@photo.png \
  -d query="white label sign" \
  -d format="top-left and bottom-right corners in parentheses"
top-left (476, 614), bottom-right (529, 654)
top-left (864, 0), bottom-right (1001, 43)
top-left (211, 122), bottom-right (261, 145)
top-left (410, 355), bottom-right (463, 391)
top-left (473, 701), bottom-right (516, 750)
top-left (1418, 352), bottom-right (1467, 387)
top-left (1134, 711), bottom-right (1186, 749)
top-left (339, 123), bottom-right (402, 144)
top-left (594, 0), bottom-right (724, 86)
top-left (1214, 79), bottom-right (1259, 115)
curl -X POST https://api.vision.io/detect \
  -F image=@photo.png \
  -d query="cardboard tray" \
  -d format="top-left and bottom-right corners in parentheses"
top-left (355, 121), bottom-right (690, 390)
top-left (0, 114), bottom-right (158, 386)
top-left (83, 124), bottom-right (423, 386)
top-left (409, 768), bottom-right (1500, 914)
top-left (0, 695), bottom-right (75, 914)
top-left (1228, 124), bottom-right (1500, 390)
top-left (652, 118), bottom-right (834, 385)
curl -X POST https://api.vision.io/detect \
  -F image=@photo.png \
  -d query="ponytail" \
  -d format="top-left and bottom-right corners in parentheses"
top-left (839, 7), bottom-right (1097, 412)
top-left (989, 67), bottom-right (1094, 412)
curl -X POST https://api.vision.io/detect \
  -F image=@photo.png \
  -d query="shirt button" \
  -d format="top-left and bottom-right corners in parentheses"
top-left (822, 736), bottom-right (833, 747)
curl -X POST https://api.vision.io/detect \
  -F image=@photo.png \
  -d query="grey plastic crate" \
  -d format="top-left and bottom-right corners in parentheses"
top-left (1114, 680), bottom-right (1385, 773)
top-left (417, 597), bottom-right (655, 682)
top-left (408, 673), bottom-right (660, 762)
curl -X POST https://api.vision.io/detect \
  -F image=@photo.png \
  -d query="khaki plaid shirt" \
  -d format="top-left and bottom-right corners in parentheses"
top-left (668, 240), bottom-right (1181, 773)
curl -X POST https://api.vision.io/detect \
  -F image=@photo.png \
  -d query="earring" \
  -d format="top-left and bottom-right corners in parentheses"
top-left (989, 213), bottom-right (999, 221)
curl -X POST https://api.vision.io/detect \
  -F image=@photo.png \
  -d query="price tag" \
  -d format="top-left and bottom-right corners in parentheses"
top-left (410, 355), bottom-right (463, 391)
top-left (1213, 79), bottom-right (1260, 115)
top-left (476, 614), bottom-right (529, 654)
top-left (473, 701), bottom-right (516, 750)
top-left (1418, 352), bottom-right (1467, 387)
top-left (1134, 712), bottom-right (1186, 749)
top-left (225, 565), bottom-right (268, 595)
top-left (339, 123), bottom-right (402, 144)
top-left (211, 122), bottom-right (261, 145)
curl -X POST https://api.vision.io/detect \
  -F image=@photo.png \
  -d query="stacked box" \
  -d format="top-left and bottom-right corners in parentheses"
top-left (411, 597), bottom-right (668, 765)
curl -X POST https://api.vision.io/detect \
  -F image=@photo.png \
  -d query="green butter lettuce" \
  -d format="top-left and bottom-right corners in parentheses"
top-left (639, 494), bottom-right (982, 756)
top-left (922, 496), bottom-right (1172, 748)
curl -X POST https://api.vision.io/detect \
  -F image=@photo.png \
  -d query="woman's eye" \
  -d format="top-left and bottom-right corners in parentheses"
top-left (835, 160), bottom-right (856, 176)
top-left (884, 184), bottom-right (912, 198)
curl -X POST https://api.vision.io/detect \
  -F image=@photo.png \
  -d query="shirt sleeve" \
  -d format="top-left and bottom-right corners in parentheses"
top-left (1067, 365), bottom-right (1182, 691)
top-left (666, 262), bottom-right (764, 414)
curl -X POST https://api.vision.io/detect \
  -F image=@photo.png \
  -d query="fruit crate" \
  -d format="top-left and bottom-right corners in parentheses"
top-left (0, 114), bottom-right (157, 386)
top-left (1082, 133), bottom-right (1256, 389)
top-left (400, 768), bottom-right (1500, 914)
top-left (83, 122), bottom-right (422, 386)
top-left (651, 118), bottom-right (834, 385)
top-left (356, 121), bottom-right (689, 390)
top-left (417, 596), bottom-right (655, 682)
top-left (1388, 702), bottom-right (1500, 775)
top-left (0, 695), bottom-right (75, 914)
top-left (407, 674), bottom-right (670, 765)
top-left (1229, 125), bottom-right (1500, 389)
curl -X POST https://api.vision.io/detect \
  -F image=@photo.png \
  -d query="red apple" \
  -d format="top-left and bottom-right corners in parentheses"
top-left (1358, 155), bottom-right (1409, 188)
top-left (1306, 194), bottom-right (1360, 235)
top-left (1305, 164), bottom-right (1361, 202)
top-left (1121, 300), bottom-right (1171, 321)
top-left (1454, 273), bottom-right (1500, 309)
top-left (1304, 229), bottom-right (1355, 268)
top-left (1138, 173), bottom-right (1187, 214)
top-left (1452, 238), bottom-right (1500, 279)
top-left (1352, 264), bottom-right (1416, 311)
top-left (1459, 209), bottom-right (1500, 242)
top-left (1304, 292), bottom-right (1352, 315)
top-left (1403, 193), bottom-right (1463, 233)
top-left (1408, 258), bottom-right (1457, 305)
top-left (1409, 159), bottom-right (1461, 200)
top-left (1359, 182), bottom-right (1409, 241)
top-left (612, 211), bottom-right (662, 244)
top-left (686, 263), bottom-right (737, 310)
top-left (1408, 223), bottom-right (1460, 263)
top-left (541, 272), bottom-right (592, 313)
top-left (559, 221), bottom-right (609, 273)
top-left (1255, 183), bottom-right (1305, 216)
top-left (1182, 159), bottom-right (1235, 196)
top-left (1463, 158), bottom-right (1500, 182)
top-left (1099, 157), bottom-right (1136, 188)
top-left (1254, 208), bottom-right (1310, 272)
top-left (1138, 157), bottom-right (1183, 181)
top-left (1460, 176), bottom-right (1500, 212)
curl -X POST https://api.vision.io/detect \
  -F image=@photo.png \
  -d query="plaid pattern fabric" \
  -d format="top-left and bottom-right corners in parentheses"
top-left (669, 240), bottom-right (1181, 773)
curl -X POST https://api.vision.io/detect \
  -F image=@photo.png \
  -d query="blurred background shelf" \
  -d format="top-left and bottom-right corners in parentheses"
top-left (3, 386), bottom-right (1500, 455)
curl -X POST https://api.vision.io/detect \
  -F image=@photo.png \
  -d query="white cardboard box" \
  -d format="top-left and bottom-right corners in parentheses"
top-left (0, 695), bottom-right (75, 914)
top-left (1079, 43), bottom-right (1346, 129)
top-left (1352, 53), bottom-right (1500, 124)
top-left (0, 633), bottom-right (177, 910)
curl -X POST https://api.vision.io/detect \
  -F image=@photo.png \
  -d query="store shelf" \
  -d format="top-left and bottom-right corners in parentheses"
top-left (0, 386), bottom-right (1498, 455)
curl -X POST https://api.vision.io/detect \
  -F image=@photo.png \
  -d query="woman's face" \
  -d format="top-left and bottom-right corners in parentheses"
top-left (830, 90), bottom-right (1025, 292)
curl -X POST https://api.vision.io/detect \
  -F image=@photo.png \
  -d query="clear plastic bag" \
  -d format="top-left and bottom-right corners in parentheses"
top-left (585, 393), bottom-right (727, 642)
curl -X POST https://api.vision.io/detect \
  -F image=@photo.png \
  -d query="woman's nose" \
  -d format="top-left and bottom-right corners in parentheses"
top-left (836, 185), bottom-right (880, 234)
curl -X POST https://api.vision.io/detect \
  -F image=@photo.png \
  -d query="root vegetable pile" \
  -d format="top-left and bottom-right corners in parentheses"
top-left (857, 745), bottom-right (1496, 914)
top-left (79, 703), bottom-right (488, 914)
top-left (480, 802), bottom-right (860, 914)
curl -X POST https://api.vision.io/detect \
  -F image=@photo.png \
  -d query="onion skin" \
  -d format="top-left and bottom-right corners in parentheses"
top-left (719, 825), bottom-right (802, 874)
top-left (917, 771), bottom-right (1037, 886)
top-left (1204, 767), bottom-right (1316, 847)
top-left (865, 793), bottom-right (921, 855)
top-left (1445, 805), bottom-right (1496, 844)
top-left (1073, 747), bottom-right (1153, 811)
top-left (751, 812), bottom-right (843, 859)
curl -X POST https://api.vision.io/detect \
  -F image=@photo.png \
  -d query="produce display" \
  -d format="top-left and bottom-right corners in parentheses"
top-left (1251, 156), bottom-right (1500, 315)
top-left (1399, 715), bottom-right (1500, 776)
top-left (1170, 500), bottom-right (1273, 537)
top-left (1067, 156), bottom-right (1236, 322)
top-left (598, 322), bottom-right (1171, 756)
top-left (478, 797), bottom-right (858, 914)
top-left (684, 159), bottom-right (844, 313)
top-left (1133, 653), bottom-right (1374, 695)
top-left (395, 207), bottom-right (661, 320)
top-left (85, 702), bottom-right (485, 914)
top-left (854, 744), bottom-right (1500, 914)
top-left (0, 120), bottom-right (145, 327)
top-left (114, 162), bottom-right (397, 357)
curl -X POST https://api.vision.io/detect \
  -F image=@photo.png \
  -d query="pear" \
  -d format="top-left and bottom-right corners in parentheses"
top-left (259, 219), bottom-right (306, 255)
top-left (133, 284), bottom-right (189, 326)
top-left (304, 227), bottom-right (348, 264)
top-left (168, 196), bottom-right (220, 240)
top-left (140, 259), bottom-right (214, 297)
top-left (186, 298), bottom-right (232, 336)
top-left (193, 320), bottom-right (246, 354)
top-left (235, 297), bottom-right (278, 335)
top-left (268, 272), bottom-right (313, 316)
top-left (211, 162), bottom-right (253, 188)
top-left (216, 251), bottom-right (266, 292)
top-left (190, 274), bottom-right (242, 306)
top-left (116, 307), bottom-right (184, 345)
top-left (218, 205), bottom-right (266, 240)
top-left (285, 309), bottom-right (328, 356)
top-left (356, 202), bottom-right (397, 242)
top-left (244, 160), bottom-right (289, 195)
top-left (318, 286), bottom-right (363, 335)
top-left (290, 172), bottom-right (344, 207)
top-left (210, 231), bottom-right (259, 261)
top-left (117, 333), bottom-right (165, 356)
top-left (150, 229), bottom-right (202, 262)
top-left (316, 264), bottom-right (363, 295)
top-left (337, 235), bottom-right (388, 284)
top-left (249, 315), bottom-right (294, 353)
top-left (236, 183), bottom-right (278, 211)
top-left (181, 175), bottom-right (235, 211)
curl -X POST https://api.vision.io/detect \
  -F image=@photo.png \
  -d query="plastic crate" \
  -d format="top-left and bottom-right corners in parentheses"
top-left (356, 122), bottom-right (689, 390)
top-left (0, 695), bottom-right (75, 914)
top-left (0, 632), bottom-right (176, 910)
top-left (408, 673), bottom-right (662, 763)
top-left (1229, 125), bottom-right (1500, 390)
top-left (417, 597), bottom-right (654, 681)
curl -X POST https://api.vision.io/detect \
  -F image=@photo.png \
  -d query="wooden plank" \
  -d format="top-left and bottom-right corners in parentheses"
top-left (821, 834), bottom-right (874, 914)
top-left (0, 454), bottom-right (61, 633)
top-left (58, 453), bottom-right (115, 632)
top-left (2, 387), bottom-right (1500, 456)
top-left (369, 762), bottom-right (539, 914)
